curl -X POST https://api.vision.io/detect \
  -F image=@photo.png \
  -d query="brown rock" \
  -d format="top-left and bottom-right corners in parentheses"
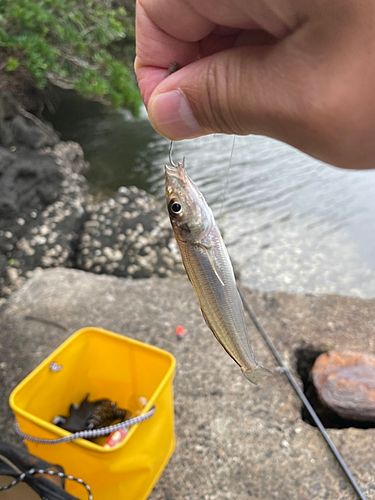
top-left (312, 351), bottom-right (375, 421)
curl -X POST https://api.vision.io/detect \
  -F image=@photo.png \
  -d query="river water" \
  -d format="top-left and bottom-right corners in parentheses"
top-left (48, 95), bottom-right (375, 298)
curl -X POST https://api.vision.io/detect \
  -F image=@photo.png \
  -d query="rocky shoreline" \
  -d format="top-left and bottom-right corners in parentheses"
top-left (0, 93), bottom-right (182, 301)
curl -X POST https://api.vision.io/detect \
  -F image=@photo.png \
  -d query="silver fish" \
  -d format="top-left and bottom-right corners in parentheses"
top-left (165, 160), bottom-right (267, 384)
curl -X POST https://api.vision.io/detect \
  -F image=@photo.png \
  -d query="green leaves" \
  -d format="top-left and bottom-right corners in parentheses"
top-left (0, 0), bottom-right (140, 112)
top-left (5, 57), bottom-right (20, 71)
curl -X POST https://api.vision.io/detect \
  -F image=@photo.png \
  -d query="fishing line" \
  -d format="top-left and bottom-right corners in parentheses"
top-left (219, 135), bottom-right (236, 219)
top-left (239, 289), bottom-right (366, 500)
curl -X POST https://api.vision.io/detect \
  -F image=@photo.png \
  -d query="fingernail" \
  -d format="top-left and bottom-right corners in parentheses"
top-left (148, 89), bottom-right (202, 139)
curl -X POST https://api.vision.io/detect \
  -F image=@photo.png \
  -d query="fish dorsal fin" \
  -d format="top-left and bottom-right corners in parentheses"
top-left (200, 307), bottom-right (241, 369)
top-left (194, 242), bottom-right (224, 286)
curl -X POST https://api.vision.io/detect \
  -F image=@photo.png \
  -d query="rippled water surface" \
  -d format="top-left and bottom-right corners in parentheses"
top-left (49, 96), bottom-right (375, 298)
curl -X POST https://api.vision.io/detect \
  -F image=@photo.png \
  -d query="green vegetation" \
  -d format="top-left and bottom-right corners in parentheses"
top-left (0, 0), bottom-right (140, 113)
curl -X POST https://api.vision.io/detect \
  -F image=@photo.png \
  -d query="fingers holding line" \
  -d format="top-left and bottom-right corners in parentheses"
top-left (135, 0), bottom-right (299, 107)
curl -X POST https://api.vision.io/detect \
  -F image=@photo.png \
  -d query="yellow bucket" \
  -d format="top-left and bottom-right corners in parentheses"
top-left (9, 327), bottom-right (176, 499)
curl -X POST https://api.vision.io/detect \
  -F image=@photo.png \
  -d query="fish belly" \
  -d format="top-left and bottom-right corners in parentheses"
top-left (177, 229), bottom-right (257, 372)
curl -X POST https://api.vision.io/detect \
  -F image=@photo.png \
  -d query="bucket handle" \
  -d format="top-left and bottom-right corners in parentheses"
top-left (15, 406), bottom-right (156, 445)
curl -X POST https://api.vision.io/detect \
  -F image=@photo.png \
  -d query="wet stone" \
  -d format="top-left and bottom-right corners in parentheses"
top-left (312, 351), bottom-right (375, 422)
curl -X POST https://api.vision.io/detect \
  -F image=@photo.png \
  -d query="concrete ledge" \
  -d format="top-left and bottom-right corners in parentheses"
top-left (0, 268), bottom-right (374, 499)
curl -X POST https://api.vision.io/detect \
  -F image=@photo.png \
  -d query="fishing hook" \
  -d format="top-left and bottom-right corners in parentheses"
top-left (169, 140), bottom-right (178, 167)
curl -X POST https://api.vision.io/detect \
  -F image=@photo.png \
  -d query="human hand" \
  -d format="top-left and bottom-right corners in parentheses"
top-left (135, 0), bottom-right (375, 169)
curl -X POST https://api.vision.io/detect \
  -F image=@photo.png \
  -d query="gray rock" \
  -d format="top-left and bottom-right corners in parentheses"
top-left (0, 94), bottom-right (183, 299)
top-left (76, 186), bottom-right (182, 278)
top-left (0, 92), bottom-right (58, 149)
top-left (0, 147), bottom-right (63, 249)
top-left (0, 253), bottom-right (7, 296)
top-left (1, 268), bottom-right (374, 499)
top-left (0, 142), bottom-right (87, 296)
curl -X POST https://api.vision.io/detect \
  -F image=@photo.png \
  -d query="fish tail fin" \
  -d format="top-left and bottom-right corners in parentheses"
top-left (241, 364), bottom-right (276, 386)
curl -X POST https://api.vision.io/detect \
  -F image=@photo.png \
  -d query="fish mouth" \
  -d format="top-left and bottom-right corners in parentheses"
top-left (164, 159), bottom-right (187, 181)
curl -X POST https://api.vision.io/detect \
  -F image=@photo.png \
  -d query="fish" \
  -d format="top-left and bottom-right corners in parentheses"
top-left (165, 159), bottom-right (268, 384)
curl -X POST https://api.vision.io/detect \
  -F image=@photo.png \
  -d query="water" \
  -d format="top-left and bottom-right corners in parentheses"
top-left (48, 95), bottom-right (375, 298)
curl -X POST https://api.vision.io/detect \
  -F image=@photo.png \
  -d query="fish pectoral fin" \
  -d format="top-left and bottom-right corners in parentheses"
top-left (194, 242), bottom-right (225, 286)
top-left (200, 307), bottom-right (241, 368)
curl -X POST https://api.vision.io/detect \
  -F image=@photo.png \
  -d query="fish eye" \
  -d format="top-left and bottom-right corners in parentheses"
top-left (169, 200), bottom-right (182, 215)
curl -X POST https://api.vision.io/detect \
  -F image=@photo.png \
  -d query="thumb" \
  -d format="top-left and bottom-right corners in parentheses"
top-left (146, 45), bottom-right (300, 140)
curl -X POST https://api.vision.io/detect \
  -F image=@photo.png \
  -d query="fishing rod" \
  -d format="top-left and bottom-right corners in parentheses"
top-left (239, 290), bottom-right (366, 500)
